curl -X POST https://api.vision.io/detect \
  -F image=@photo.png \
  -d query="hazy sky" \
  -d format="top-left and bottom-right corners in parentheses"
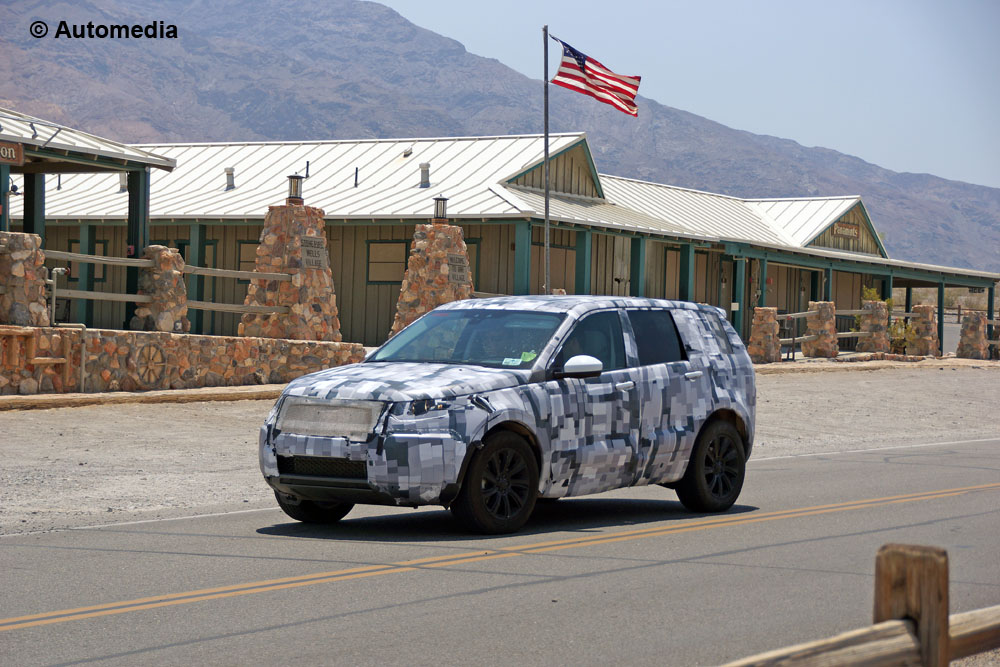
top-left (378, 0), bottom-right (1000, 189)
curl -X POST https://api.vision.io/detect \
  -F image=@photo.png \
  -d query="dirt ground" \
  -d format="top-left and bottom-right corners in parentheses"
top-left (1, 365), bottom-right (997, 535)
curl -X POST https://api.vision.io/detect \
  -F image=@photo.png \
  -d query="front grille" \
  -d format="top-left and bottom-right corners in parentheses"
top-left (277, 455), bottom-right (367, 479)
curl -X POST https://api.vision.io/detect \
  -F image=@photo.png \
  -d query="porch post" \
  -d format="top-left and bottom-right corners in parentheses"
top-left (574, 228), bottom-right (592, 295)
top-left (186, 224), bottom-right (206, 334)
top-left (823, 267), bottom-right (833, 301)
top-left (732, 257), bottom-right (746, 336)
top-left (0, 164), bottom-right (9, 231)
top-left (22, 173), bottom-right (45, 243)
top-left (937, 282), bottom-right (946, 355)
top-left (629, 236), bottom-right (646, 297)
top-left (679, 243), bottom-right (695, 301)
top-left (125, 167), bottom-right (151, 326)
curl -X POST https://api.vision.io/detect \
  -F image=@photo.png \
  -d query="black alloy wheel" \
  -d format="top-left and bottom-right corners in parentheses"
top-left (452, 432), bottom-right (538, 534)
top-left (675, 420), bottom-right (746, 513)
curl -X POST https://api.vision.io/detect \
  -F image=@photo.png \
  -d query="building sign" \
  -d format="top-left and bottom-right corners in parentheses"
top-left (300, 236), bottom-right (328, 270)
top-left (832, 222), bottom-right (860, 239)
top-left (0, 142), bottom-right (24, 166)
top-left (447, 253), bottom-right (469, 284)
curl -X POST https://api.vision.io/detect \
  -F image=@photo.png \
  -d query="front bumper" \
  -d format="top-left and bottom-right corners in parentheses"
top-left (259, 424), bottom-right (471, 506)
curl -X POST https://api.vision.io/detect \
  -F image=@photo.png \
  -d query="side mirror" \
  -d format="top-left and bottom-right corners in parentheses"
top-left (558, 354), bottom-right (603, 379)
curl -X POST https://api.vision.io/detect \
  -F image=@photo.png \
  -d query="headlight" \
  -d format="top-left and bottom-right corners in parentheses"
top-left (407, 398), bottom-right (453, 416)
top-left (276, 397), bottom-right (384, 440)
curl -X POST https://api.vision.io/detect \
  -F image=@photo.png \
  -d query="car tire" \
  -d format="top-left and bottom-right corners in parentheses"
top-left (452, 432), bottom-right (538, 534)
top-left (274, 491), bottom-right (354, 523)
top-left (675, 420), bottom-right (746, 513)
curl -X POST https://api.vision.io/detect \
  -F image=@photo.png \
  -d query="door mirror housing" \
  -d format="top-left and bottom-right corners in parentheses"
top-left (557, 354), bottom-right (603, 379)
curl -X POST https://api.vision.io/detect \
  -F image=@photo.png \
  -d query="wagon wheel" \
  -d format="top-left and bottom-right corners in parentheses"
top-left (135, 344), bottom-right (167, 386)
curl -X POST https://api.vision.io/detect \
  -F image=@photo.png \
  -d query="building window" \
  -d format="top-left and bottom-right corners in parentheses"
top-left (68, 239), bottom-right (108, 283)
top-left (367, 240), bottom-right (410, 284)
top-left (237, 240), bottom-right (258, 284)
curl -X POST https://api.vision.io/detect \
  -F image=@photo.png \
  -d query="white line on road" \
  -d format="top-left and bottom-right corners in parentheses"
top-left (4, 437), bottom-right (996, 538)
top-left (752, 436), bottom-right (1000, 462)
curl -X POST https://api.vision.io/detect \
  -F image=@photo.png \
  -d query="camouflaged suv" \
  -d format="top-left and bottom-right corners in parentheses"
top-left (259, 296), bottom-right (755, 533)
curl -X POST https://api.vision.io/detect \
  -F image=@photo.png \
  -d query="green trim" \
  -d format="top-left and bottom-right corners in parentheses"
top-left (66, 237), bottom-right (109, 284)
top-left (464, 237), bottom-right (481, 290)
top-left (23, 173), bottom-right (45, 241)
top-left (823, 267), bottom-right (833, 301)
top-left (0, 164), bottom-right (9, 232)
top-left (678, 243), bottom-right (695, 301)
top-left (504, 137), bottom-right (605, 199)
top-left (365, 239), bottom-right (412, 285)
top-left (732, 257), bottom-right (746, 335)
top-left (575, 229), bottom-right (592, 295)
top-left (629, 236), bottom-right (646, 297)
top-left (724, 242), bottom-right (994, 288)
top-left (23, 147), bottom-right (149, 172)
top-left (530, 240), bottom-right (576, 251)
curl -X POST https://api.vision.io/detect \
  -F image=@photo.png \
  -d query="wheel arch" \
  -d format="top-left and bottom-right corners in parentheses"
top-left (448, 420), bottom-right (543, 504)
top-left (700, 408), bottom-right (751, 457)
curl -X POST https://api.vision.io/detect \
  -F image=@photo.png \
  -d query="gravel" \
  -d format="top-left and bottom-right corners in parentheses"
top-left (1, 366), bottom-right (998, 535)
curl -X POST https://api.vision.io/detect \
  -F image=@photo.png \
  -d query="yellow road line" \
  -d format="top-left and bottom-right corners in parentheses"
top-left (2, 481), bottom-right (998, 632)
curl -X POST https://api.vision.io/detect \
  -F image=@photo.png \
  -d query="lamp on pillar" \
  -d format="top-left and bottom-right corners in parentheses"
top-left (432, 194), bottom-right (448, 224)
top-left (286, 174), bottom-right (305, 205)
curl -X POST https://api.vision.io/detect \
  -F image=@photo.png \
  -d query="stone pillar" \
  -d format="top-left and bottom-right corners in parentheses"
top-left (906, 304), bottom-right (939, 357)
top-left (389, 223), bottom-right (474, 337)
top-left (0, 231), bottom-right (49, 327)
top-left (239, 204), bottom-right (342, 341)
top-left (801, 301), bottom-right (838, 358)
top-left (956, 311), bottom-right (988, 359)
top-left (857, 300), bottom-right (889, 353)
top-left (747, 307), bottom-right (780, 363)
top-left (130, 245), bottom-right (190, 332)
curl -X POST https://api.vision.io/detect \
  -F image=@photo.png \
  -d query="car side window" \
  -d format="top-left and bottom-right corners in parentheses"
top-left (626, 309), bottom-right (687, 366)
top-left (553, 311), bottom-right (627, 371)
top-left (705, 312), bottom-right (734, 354)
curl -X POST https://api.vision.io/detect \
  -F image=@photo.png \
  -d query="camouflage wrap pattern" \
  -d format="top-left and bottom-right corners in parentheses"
top-left (260, 296), bottom-right (755, 505)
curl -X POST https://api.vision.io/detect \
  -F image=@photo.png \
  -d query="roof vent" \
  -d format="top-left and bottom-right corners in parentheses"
top-left (118, 172), bottom-right (127, 193)
top-left (225, 167), bottom-right (235, 191)
top-left (419, 162), bottom-right (430, 188)
top-left (402, 146), bottom-right (413, 158)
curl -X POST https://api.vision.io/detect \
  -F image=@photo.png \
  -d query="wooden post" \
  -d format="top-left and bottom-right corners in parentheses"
top-left (574, 228), bottom-right (591, 295)
top-left (679, 243), bottom-right (695, 301)
top-left (513, 220), bottom-right (531, 295)
top-left (874, 543), bottom-right (949, 667)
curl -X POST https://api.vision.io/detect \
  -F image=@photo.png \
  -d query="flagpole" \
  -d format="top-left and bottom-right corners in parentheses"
top-left (543, 25), bottom-right (551, 296)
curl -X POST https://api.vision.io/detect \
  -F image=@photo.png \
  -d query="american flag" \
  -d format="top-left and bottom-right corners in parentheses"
top-left (550, 37), bottom-right (641, 117)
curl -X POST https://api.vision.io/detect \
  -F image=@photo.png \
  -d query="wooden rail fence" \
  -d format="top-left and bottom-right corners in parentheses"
top-left (44, 249), bottom-right (291, 316)
top-left (724, 544), bottom-right (1000, 666)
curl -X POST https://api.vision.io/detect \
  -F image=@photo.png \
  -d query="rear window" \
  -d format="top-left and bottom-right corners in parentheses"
top-left (626, 309), bottom-right (686, 366)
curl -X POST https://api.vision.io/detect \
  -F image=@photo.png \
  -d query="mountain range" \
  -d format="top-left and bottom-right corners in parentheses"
top-left (1, 0), bottom-right (997, 271)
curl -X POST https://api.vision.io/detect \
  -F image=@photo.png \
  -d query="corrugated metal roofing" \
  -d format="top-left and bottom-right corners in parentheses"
top-left (744, 196), bottom-right (860, 246)
top-left (9, 133), bottom-right (583, 221)
top-left (599, 176), bottom-right (797, 247)
top-left (10, 131), bottom-right (996, 280)
top-left (0, 107), bottom-right (175, 171)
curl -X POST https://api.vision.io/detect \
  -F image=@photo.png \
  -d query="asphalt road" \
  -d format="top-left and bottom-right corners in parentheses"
top-left (2, 438), bottom-right (998, 666)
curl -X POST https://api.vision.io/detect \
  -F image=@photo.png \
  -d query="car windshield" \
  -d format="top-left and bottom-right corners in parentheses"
top-left (369, 309), bottom-right (564, 369)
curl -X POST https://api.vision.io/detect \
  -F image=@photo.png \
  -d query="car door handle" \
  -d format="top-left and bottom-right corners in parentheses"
top-left (615, 381), bottom-right (635, 391)
top-left (684, 371), bottom-right (704, 380)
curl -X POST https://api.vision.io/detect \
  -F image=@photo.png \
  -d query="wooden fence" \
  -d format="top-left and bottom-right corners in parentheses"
top-left (724, 544), bottom-right (1000, 666)
top-left (44, 249), bottom-right (291, 316)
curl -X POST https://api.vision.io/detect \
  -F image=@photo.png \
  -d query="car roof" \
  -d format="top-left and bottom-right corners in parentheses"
top-left (435, 295), bottom-right (717, 318)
